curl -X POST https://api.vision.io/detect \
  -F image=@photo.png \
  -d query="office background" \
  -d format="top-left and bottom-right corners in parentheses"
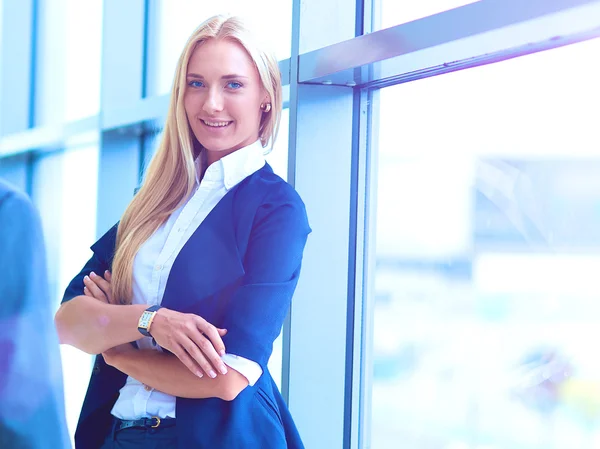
top-left (1, 1), bottom-right (600, 448)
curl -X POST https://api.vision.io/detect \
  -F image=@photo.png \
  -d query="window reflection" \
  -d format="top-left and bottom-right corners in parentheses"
top-left (371, 37), bottom-right (600, 449)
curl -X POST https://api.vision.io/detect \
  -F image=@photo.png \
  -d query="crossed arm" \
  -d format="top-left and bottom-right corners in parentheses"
top-left (80, 271), bottom-right (248, 401)
top-left (105, 346), bottom-right (246, 401)
top-left (55, 188), bottom-right (310, 402)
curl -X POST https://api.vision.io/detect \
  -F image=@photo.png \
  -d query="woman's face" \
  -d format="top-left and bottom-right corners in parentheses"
top-left (184, 38), bottom-right (267, 162)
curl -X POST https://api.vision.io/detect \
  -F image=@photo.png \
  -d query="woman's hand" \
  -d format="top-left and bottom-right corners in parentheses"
top-left (83, 269), bottom-right (229, 379)
top-left (83, 270), bottom-right (113, 303)
top-left (150, 310), bottom-right (229, 379)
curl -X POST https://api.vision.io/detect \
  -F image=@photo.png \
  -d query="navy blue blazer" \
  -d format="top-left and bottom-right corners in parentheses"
top-left (61, 164), bottom-right (311, 449)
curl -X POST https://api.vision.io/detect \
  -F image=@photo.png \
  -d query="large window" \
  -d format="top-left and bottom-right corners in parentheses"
top-left (146, 0), bottom-right (292, 96)
top-left (4, 1), bottom-right (600, 448)
top-left (370, 37), bottom-right (600, 448)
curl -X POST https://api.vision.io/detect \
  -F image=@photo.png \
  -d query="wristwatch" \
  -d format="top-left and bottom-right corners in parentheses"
top-left (138, 305), bottom-right (162, 337)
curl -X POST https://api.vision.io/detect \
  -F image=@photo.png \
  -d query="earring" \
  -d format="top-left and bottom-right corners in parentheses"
top-left (261, 103), bottom-right (272, 113)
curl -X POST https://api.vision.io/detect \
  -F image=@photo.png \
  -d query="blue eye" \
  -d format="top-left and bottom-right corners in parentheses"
top-left (188, 80), bottom-right (204, 88)
top-left (227, 82), bottom-right (242, 89)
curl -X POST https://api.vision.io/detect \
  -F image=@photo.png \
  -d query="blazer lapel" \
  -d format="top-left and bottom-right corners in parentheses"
top-left (90, 223), bottom-right (119, 267)
top-left (161, 190), bottom-right (245, 311)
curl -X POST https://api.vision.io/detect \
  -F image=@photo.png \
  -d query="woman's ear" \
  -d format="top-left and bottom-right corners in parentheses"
top-left (261, 87), bottom-right (271, 105)
top-left (263, 93), bottom-right (273, 109)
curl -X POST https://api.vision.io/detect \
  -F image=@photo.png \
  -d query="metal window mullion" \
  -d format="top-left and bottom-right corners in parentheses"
top-left (358, 87), bottom-right (380, 449)
top-left (286, 1), bottom-right (361, 448)
top-left (297, 0), bottom-right (600, 85)
top-left (280, 0), bottom-right (304, 406)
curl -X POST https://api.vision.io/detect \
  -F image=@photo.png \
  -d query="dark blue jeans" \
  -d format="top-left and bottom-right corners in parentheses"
top-left (99, 422), bottom-right (177, 449)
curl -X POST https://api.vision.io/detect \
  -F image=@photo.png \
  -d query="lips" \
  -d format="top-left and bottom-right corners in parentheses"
top-left (201, 119), bottom-right (232, 128)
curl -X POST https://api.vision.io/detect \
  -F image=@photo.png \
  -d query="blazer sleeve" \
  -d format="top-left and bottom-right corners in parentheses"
top-left (61, 223), bottom-right (118, 304)
top-left (220, 185), bottom-right (311, 368)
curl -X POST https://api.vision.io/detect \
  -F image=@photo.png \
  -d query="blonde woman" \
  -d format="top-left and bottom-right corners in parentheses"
top-left (55, 15), bottom-right (310, 449)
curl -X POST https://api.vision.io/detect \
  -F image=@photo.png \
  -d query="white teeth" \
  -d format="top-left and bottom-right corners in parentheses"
top-left (202, 120), bottom-right (231, 127)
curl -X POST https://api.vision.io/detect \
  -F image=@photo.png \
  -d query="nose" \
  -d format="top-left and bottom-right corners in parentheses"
top-left (202, 87), bottom-right (224, 115)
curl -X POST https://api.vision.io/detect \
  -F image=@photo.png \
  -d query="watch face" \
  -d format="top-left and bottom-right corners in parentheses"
top-left (139, 311), bottom-right (153, 329)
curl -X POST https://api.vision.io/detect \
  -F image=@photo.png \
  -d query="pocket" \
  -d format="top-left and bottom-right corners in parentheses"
top-left (255, 388), bottom-right (284, 428)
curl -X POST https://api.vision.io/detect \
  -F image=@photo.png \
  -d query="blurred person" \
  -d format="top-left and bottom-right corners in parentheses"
top-left (0, 179), bottom-right (71, 448)
top-left (54, 15), bottom-right (310, 449)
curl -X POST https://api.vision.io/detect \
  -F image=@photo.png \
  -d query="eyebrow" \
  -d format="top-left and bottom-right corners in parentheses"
top-left (186, 73), bottom-right (250, 80)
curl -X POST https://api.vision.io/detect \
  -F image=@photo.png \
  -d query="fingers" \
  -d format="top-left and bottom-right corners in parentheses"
top-left (194, 316), bottom-right (226, 357)
top-left (171, 343), bottom-right (204, 378)
top-left (217, 328), bottom-right (228, 337)
top-left (83, 275), bottom-right (108, 302)
top-left (89, 271), bottom-right (113, 303)
top-left (182, 339), bottom-right (221, 378)
top-left (150, 308), bottom-right (228, 378)
top-left (104, 270), bottom-right (112, 282)
top-left (188, 333), bottom-right (228, 377)
top-left (191, 317), bottom-right (229, 376)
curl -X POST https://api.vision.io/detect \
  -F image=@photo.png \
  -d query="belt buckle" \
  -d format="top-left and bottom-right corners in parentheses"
top-left (151, 416), bottom-right (161, 428)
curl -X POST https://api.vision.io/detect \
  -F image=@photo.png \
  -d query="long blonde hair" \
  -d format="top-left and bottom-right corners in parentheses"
top-left (110, 15), bottom-right (282, 304)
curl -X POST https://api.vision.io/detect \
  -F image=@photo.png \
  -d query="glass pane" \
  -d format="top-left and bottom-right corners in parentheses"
top-left (371, 37), bottom-right (600, 449)
top-left (34, 0), bottom-right (103, 126)
top-left (147, 0), bottom-right (292, 96)
top-left (378, 0), bottom-right (479, 30)
top-left (31, 142), bottom-right (99, 443)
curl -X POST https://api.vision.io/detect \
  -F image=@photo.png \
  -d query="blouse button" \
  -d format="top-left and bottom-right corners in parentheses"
top-left (144, 385), bottom-right (152, 392)
top-left (154, 265), bottom-right (162, 271)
